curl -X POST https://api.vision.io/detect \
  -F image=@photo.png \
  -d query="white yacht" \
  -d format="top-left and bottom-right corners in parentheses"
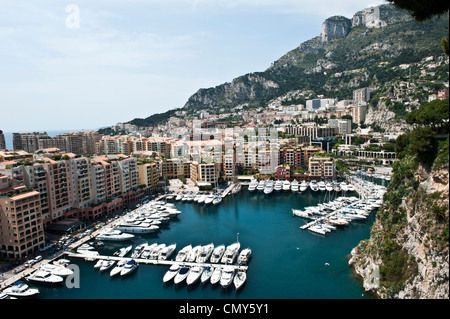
top-left (113, 245), bottom-right (132, 257)
top-left (282, 180), bottom-right (291, 191)
top-left (3, 281), bottom-right (39, 298)
top-left (149, 243), bottom-right (166, 260)
top-left (256, 180), bottom-right (265, 191)
top-left (340, 181), bottom-right (348, 191)
top-left (274, 180), bottom-right (283, 191)
top-left (115, 220), bottom-right (159, 234)
top-left (263, 180), bottom-right (274, 195)
top-left (233, 270), bottom-right (247, 290)
top-left (325, 182), bottom-right (333, 192)
top-left (309, 180), bottom-right (319, 192)
top-left (204, 193), bottom-right (215, 204)
top-left (196, 243), bottom-right (214, 263)
top-left (221, 242), bottom-right (241, 264)
top-left (175, 193), bottom-right (183, 201)
top-left (99, 260), bottom-right (115, 272)
top-left (26, 270), bottom-right (64, 285)
top-left (186, 245), bottom-right (202, 262)
top-left (120, 259), bottom-right (138, 276)
top-left (237, 248), bottom-right (252, 265)
top-left (299, 181), bottom-right (308, 192)
top-left (175, 245), bottom-right (192, 262)
top-left (158, 244), bottom-right (177, 261)
top-left (291, 180), bottom-right (299, 192)
top-left (212, 196), bottom-right (222, 205)
top-left (201, 266), bottom-right (213, 283)
top-left (96, 229), bottom-right (134, 241)
top-left (174, 266), bottom-right (190, 284)
top-left (333, 182), bottom-right (341, 192)
top-left (140, 243), bottom-right (157, 259)
top-left (131, 243), bottom-right (148, 258)
top-left (347, 184), bottom-right (355, 192)
top-left (110, 259), bottom-right (127, 277)
top-left (186, 266), bottom-right (203, 285)
top-left (193, 193), bottom-right (201, 202)
top-left (163, 264), bottom-right (180, 283)
top-left (248, 179), bottom-right (258, 192)
top-left (39, 263), bottom-right (73, 277)
top-left (210, 267), bottom-right (222, 285)
top-left (197, 194), bottom-right (207, 204)
top-left (210, 244), bottom-right (225, 263)
top-left (220, 266), bottom-right (235, 288)
top-left (318, 181), bottom-right (326, 191)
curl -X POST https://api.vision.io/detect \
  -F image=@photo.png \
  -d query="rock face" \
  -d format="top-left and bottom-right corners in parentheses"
top-left (349, 164), bottom-right (449, 299)
top-left (321, 16), bottom-right (352, 42)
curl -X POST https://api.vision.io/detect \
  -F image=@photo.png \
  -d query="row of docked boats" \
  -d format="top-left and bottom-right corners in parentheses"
top-left (172, 192), bottom-right (223, 205)
top-left (163, 264), bottom-right (247, 290)
top-left (293, 178), bottom-right (385, 235)
top-left (248, 178), bottom-right (356, 194)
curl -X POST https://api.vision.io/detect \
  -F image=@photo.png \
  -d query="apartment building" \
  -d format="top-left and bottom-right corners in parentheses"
top-left (308, 157), bottom-right (336, 180)
top-left (138, 162), bottom-right (159, 193)
top-left (0, 130), bottom-right (6, 150)
top-left (279, 145), bottom-right (321, 170)
top-left (13, 132), bottom-right (49, 153)
top-left (0, 181), bottom-right (45, 259)
top-left (190, 161), bottom-right (219, 186)
top-left (162, 158), bottom-right (190, 180)
top-left (21, 163), bottom-right (50, 222)
top-left (284, 123), bottom-right (338, 140)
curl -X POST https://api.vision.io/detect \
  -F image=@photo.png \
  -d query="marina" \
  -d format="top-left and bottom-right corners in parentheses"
top-left (1, 173), bottom-right (384, 299)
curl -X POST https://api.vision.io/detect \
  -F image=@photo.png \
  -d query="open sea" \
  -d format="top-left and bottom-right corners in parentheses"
top-left (32, 181), bottom-right (385, 300)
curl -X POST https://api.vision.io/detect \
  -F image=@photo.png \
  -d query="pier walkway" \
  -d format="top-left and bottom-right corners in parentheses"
top-left (65, 252), bottom-right (248, 271)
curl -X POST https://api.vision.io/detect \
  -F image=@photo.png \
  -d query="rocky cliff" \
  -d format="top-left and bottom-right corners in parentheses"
top-left (349, 161), bottom-right (449, 299)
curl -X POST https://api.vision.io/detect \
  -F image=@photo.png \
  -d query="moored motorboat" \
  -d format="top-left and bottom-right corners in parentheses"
top-left (99, 260), bottom-right (115, 272)
top-left (163, 264), bottom-right (180, 283)
top-left (274, 180), bottom-right (283, 191)
top-left (26, 270), bottom-right (64, 285)
top-left (120, 259), bottom-right (138, 276)
top-left (248, 179), bottom-right (258, 192)
top-left (113, 245), bottom-right (132, 257)
top-left (220, 266), bottom-right (235, 288)
top-left (158, 244), bottom-right (177, 261)
top-left (186, 245), bottom-right (201, 262)
top-left (186, 266), bottom-right (203, 285)
top-left (204, 193), bottom-right (215, 204)
top-left (175, 245), bottom-right (192, 262)
top-left (264, 180), bottom-right (274, 195)
top-left (233, 270), bottom-right (247, 290)
top-left (237, 248), bottom-right (252, 265)
top-left (201, 266), bottom-right (213, 283)
top-left (212, 196), bottom-right (222, 205)
top-left (96, 229), bottom-right (134, 241)
top-left (221, 242), bottom-right (240, 264)
top-left (196, 243), bottom-right (214, 263)
top-left (3, 281), bottom-right (39, 298)
top-left (110, 259), bottom-right (127, 277)
top-left (210, 244), bottom-right (225, 263)
top-left (210, 267), bottom-right (222, 285)
top-left (318, 181), bottom-right (326, 191)
top-left (39, 263), bottom-right (73, 277)
top-left (131, 243), bottom-right (148, 258)
top-left (282, 180), bottom-right (291, 191)
top-left (291, 180), bottom-right (299, 192)
top-left (174, 265), bottom-right (190, 284)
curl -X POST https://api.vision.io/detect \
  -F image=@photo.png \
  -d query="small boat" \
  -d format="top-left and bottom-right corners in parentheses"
top-left (318, 181), bottom-right (326, 191)
top-left (26, 270), bottom-right (64, 285)
top-left (220, 266), bottom-right (235, 288)
top-left (110, 259), bottom-right (127, 277)
top-left (325, 182), bottom-right (333, 192)
top-left (197, 194), bottom-right (207, 204)
top-left (237, 248), bottom-right (252, 265)
top-left (299, 181), bottom-right (308, 192)
top-left (274, 180), bottom-right (283, 191)
top-left (175, 245), bottom-right (192, 262)
top-left (232, 184), bottom-right (241, 194)
top-left (210, 245), bottom-right (225, 263)
top-left (163, 264), bottom-right (180, 283)
top-left (212, 196), bottom-right (222, 205)
top-left (248, 179), bottom-right (258, 192)
top-left (174, 266), bottom-right (190, 284)
top-left (256, 180), bottom-right (265, 191)
top-left (282, 180), bottom-right (291, 191)
top-left (113, 245), bottom-right (133, 257)
top-left (120, 259), bottom-right (138, 276)
top-left (77, 243), bottom-right (95, 252)
top-left (3, 281), bottom-right (39, 298)
top-left (310, 180), bottom-right (318, 192)
top-left (263, 180), bottom-right (274, 195)
top-left (196, 243), bottom-right (214, 263)
top-left (99, 260), bottom-right (115, 272)
top-left (347, 184), bottom-right (355, 192)
top-left (204, 193), bottom-right (215, 204)
top-left (210, 267), bottom-right (222, 285)
top-left (233, 270), bottom-right (247, 290)
top-left (201, 266), bottom-right (213, 283)
top-left (291, 180), bottom-right (299, 192)
top-left (158, 244), bottom-right (177, 261)
top-left (175, 193), bottom-right (183, 201)
top-left (186, 266), bottom-right (203, 285)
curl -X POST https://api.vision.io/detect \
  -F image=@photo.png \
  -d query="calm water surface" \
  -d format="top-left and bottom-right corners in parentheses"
top-left (37, 186), bottom-right (379, 299)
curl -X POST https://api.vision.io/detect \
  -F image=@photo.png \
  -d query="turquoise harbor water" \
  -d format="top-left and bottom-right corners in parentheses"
top-left (35, 182), bottom-right (383, 300)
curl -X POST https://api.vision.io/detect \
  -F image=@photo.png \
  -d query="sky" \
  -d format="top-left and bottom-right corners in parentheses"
top-left (0, 0), bottom-right (386, 133)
